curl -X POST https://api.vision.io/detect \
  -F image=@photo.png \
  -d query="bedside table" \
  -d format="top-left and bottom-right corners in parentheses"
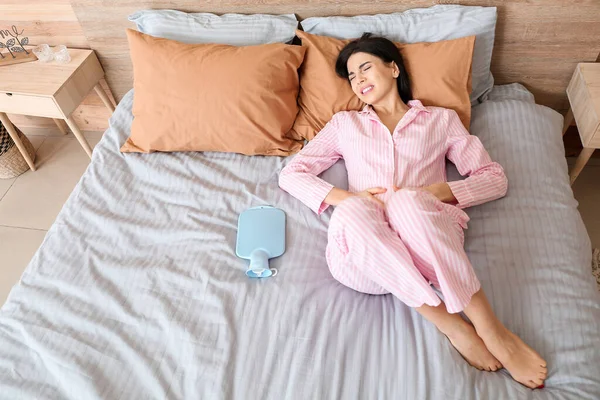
top-left (0, 48), bottom-right (115, 171)
top-left (565, 63), bottom-right (600, 184)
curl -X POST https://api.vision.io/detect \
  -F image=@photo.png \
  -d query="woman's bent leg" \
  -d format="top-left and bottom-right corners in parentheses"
top-left (463, 290), bottom-right (548, 388)
top-left (327, 196), bottom-right (440, 308)
top-left (415, 300), bottom-right (502, 371)
top-left (386, 189), bottom-right (481, 313)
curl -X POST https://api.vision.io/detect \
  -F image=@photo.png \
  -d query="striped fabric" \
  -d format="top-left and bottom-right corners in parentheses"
top-left (128, 10), bottom-right (298, 45)
top-left (301, 5), bottom-right (497, 104)
top-left (279, 100), bottom-right (508, 214)
top-left (279, 100), bottom-right (506, 312)
top-left (0, 85), bottom-right (599, 399)
top-left (327, 191), bottom-right (481, 313)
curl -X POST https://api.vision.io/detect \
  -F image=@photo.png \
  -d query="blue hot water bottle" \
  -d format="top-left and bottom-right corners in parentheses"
top-left (236, 206), bottom-right (286, 278)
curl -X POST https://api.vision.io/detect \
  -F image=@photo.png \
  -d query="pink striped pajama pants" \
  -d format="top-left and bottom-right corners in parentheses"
top-left (326, 189), bottom-right (481, 313)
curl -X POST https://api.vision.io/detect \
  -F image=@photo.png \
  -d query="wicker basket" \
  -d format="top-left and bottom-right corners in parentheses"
top-left (0, 123), bottom-right (36, 179)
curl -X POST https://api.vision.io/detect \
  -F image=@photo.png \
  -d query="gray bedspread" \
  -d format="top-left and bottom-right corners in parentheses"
top-left (1, 84), bottom-right (599, 399)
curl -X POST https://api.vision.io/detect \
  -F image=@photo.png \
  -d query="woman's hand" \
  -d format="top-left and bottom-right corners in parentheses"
top-left (354, 187), bottom-right (387, 206)
top-left (422, 183), bottom-right (457, 203)
top-left (393, 183), bottom-right (457, 203)
top-left (325, 187), bottom-right (387, 207)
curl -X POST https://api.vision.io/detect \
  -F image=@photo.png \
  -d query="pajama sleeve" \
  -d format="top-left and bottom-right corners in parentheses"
top-left (444, 109), bottom-right (508, 209)
top-left (279, 115), bottom-right (343, 215)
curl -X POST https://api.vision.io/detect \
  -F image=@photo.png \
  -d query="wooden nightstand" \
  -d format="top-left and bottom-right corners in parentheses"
top-left (564, 63), bottom-right (600, 184)
top-left (0, 48), bottom-right (115, 171)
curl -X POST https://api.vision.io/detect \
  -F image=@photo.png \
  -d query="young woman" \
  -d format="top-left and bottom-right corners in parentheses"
top-left (279, 33), bottom-right (547, 389)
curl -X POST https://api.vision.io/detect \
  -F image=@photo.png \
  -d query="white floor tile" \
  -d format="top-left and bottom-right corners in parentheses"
top-left (0, 132), bottom-right (102, 230)
top-left (0, 179), bottom-right (14, 200)
top-left (0, 136), bottom-right (46, 199)
top-left (0, 226), bottom-right (47, 305)
top-left (26, 135), bottom-right (47, 151)
top-left (20, 125), bottom-right (68, 137)
top-left (28, 135), bottom-right (47, 150)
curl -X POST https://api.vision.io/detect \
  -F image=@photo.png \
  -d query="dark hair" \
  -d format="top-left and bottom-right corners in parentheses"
top-left (335, 33), bottom-right (412, 104)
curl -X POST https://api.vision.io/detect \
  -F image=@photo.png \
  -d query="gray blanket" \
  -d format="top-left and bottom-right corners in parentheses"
top-left (1, 84), bottom-right (599, 399)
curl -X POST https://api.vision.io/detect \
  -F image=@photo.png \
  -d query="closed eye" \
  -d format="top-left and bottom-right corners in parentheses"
top-left (348, 61), bottom-right (372, 82)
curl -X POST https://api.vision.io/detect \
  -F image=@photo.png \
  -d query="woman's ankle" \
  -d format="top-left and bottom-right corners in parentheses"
top-left (473, 320), bottom-right (507, 341)
top-left (437, 315), bottom-right (471, 337)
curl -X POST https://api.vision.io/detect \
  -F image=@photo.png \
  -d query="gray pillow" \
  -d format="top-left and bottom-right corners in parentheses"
top-left (128, 10), bottom-right (298, 45)
top-left (301, 5), bottom-right (497, 105)
top-left (480, 83), bottom-right (536, 104)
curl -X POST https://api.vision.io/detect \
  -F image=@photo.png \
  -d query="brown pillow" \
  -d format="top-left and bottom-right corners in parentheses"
top-left (121, 29), bottom-right (306, 156)
top-left (290, 30), bottom-right (474, 141)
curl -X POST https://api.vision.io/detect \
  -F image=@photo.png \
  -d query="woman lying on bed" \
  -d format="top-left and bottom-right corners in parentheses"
top-left (279, 33), bottom-right (547, 389)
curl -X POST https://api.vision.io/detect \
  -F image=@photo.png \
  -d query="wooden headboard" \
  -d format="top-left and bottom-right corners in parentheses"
top-left (71, 0), bottom-right (600, 113)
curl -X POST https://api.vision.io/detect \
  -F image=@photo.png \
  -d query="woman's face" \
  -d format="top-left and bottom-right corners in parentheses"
top-left (347, 52), bottom-right (399, 105)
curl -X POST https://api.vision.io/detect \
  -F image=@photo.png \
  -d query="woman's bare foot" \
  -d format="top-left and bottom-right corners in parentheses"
top-left (479, 327), bottom-right (547, 388)
top-left (443, 320), bottom-right (503, 372)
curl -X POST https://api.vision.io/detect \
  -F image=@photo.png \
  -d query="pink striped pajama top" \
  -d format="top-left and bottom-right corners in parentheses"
top-left (280, 100), bottom-right (507, 214)
top-left (279, 100), bottom-right (508, 312)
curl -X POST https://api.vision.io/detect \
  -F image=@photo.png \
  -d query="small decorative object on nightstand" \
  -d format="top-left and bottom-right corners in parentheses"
top-left (565, 63), bottom-right (600, 185)
top-left (0, 47), bottom-right (115, 171)
top-left (0, 25), bottom-right (37, 66)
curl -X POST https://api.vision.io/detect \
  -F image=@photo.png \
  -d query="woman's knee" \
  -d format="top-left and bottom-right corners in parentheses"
top-left (329, 196), bottom-right (385, 243)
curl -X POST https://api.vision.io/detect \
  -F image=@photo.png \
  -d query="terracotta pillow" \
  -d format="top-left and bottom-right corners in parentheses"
top-left (121, 29), bottom-right (306, 156)
top-left (291, 30), bottom-right (474, 141)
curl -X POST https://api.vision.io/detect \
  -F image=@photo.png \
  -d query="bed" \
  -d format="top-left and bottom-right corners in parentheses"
top-left (0, 82), bottom-right (599, 398)
top-left (2, 2), bottom-right (600, 399)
